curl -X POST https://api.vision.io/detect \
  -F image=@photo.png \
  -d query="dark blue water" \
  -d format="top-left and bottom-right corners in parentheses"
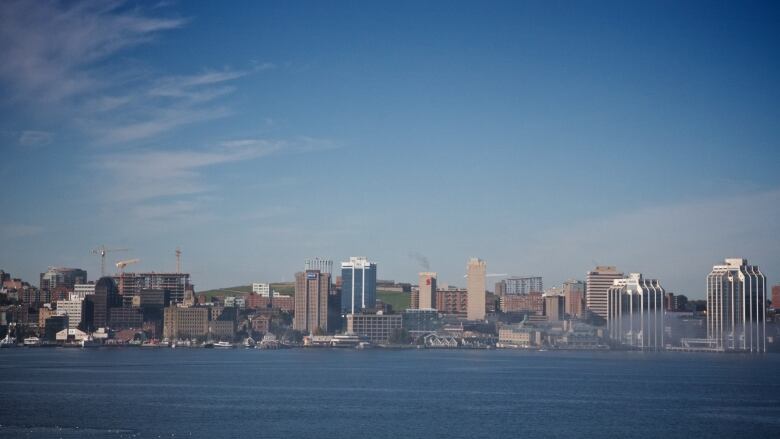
top-left (0, 349), bottom-right (778, 438)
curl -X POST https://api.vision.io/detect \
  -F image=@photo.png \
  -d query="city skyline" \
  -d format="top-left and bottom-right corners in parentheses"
top-left (1, 1), bottom-right (779, 297)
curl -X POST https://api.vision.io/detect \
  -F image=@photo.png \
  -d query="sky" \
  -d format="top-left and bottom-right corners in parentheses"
top-left (1, 0), bottom-right (778, 297)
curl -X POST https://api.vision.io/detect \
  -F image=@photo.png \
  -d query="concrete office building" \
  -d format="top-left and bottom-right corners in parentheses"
top-left (346, 312), bottom-right (402, 344)
top-left (467, 258), bottom-right (487, 321)
top-left (56, 298), bottom-right (84, 329)
top-left (707, 258), bottom-right (766, 352)
top-left (340, 257), bottom-right (377, 314)
top-left (418, 272), bottom-right (437, 310)
top-left (252, 283), bottom-right (270, 296)
top-left (586, 266), bottom-right (623, 319)
top-left (294, 270), bottom-right (331, 333)
top-left (163, 307), bottom-right (209, 340)
top-left (607, 273), bottom-right (666, 351)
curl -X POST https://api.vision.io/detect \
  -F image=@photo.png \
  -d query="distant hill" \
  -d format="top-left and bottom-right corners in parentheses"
top-left (198, 283), bottom-right (294, 298)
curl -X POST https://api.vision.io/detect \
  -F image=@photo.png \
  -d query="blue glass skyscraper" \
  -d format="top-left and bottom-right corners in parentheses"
top-left (341, 257), bottom-right (377, 314)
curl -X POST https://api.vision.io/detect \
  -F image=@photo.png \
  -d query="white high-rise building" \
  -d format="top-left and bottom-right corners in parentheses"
top-left (707, 258), bottom-right (766, 352)
top-left (252, 283), bottom-right (270, 296)
top-left (418, 272), bottom-right (437, 310)
top-left (586, 266), bottom-right (623, 319)
top-left (466, 258), bottom-right (487, 321)
top-left (607, 273), bottom-right (665, 351)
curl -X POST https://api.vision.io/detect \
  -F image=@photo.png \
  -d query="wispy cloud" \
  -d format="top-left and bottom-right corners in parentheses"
top-left (0, 0), bottom-right (186, 103)
top-left (18, 130), bottom-right (53, 147)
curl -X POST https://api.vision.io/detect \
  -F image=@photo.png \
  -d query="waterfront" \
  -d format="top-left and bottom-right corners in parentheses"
top-left (1, 349), bottom-right (779, 438)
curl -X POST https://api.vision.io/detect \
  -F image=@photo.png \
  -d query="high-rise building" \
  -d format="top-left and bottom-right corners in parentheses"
top-left (340, 257), bottom-right (377, 314)
top-left (504, 277), bottom-right (543, 295)
top-left (772, 284), bottom-right (780, 310)
top-left (112, 272), bottom-right (190, 304)
top-left (544, 295), bottom-right (565, 322)
top-left (39, 267), bottom-right (87, 291)
top-left (562, 280), bottom-right (586, 318)
top-left (418, 272), bottom-right (437, 310)
top-left (294, 270), bottom-right (331, 334)
top-left (586, 266), bottom-right (623, 319)
top-left (495, 281), bottom-right (506, 296)
top-left (707, 258), bottom-right (766, 352)
top-left (466, 258), bottom-right (487, 321)
top-left (607, 273), bottom-right (665, 351)
top-left (83, 277), bottom-right (121, 331)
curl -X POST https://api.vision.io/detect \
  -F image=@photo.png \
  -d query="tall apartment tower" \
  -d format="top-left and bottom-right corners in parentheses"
top-left (418, 272), bottom-right (437, 310)
top-left (466, 258), bottom-right (487, 321)
top-left (340, 257), bottom-right (377, 314)
top-left (707, 258), bottom-right (766, 352)
top-left (586, 266), bottom-right (623, 319)
top-left (294, 270), bottom-right (331, 334)
top-left (607, 273), bottom-right (665, 351)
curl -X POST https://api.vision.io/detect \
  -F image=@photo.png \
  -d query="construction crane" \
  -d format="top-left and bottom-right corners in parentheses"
top-left (116, 258), bottom-right (140, 296)
top-left (464, 273), bottom-right (508, 278)
top-left (91, 246), bottom-right (130, 277)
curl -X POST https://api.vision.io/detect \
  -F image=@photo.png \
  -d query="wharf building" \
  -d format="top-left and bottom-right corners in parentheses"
top-left (294, 270), bottom-right (332, 333)
top-left (586, 266), bottom-right (623, 319)
top-left (346, 312), bottom-right (402, 344)
top-left (707, 258), bottom-right (766, 352)
top-left (466, 258), bottom-right (487, 321)
top-left (340, 257), bottom-right (377, 314)
top-left (606, 273), bottom-right (665, 351)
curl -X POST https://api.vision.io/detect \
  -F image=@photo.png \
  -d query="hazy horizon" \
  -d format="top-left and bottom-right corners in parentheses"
top-left (1, 1), bottom-right (778, 298)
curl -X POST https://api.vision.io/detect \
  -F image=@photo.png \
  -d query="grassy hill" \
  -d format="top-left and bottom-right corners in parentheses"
top-left (198, 283), bottom-right (294, 298)
top-left (377, 290), bottom-right (410, 311)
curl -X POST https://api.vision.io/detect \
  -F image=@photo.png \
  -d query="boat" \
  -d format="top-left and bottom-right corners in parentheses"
top-left (80, 337), bottom-right (101, 348)
top-left (243, 337), bottom-right (256, 348)
top-left (214, 341), bottom-right (234, 349)
top-left (23, 337), bottom-right (42, 347)
top-left (0, 334), bottom-right (17, 348)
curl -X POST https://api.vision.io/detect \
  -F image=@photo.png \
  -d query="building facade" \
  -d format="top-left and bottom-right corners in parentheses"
top-left (436, 289), bottom-right (468, 316)
top-left (466, 258), bottom-right (487, 321)
top-left (607, 273), bottom-right (665, 351)
top-left (418, 272), bottom-right (437, 310)
top-left (112, 273), bottom-right (190, 304)
top-left (772, 284), bottom-right (780, 310)
top-left (562, 280), bottom-right (586, 318)
top-left (586, 266), bottom-right (623, 319)
top-left (544, 295), bottom-right (565, 322)
top-left (340, 257), bottom-right (377, 314)
top-left (294, 270), bottom-right (331, 333)
top-left (346, 312), bottom-right (402, 343)
top-left (503, 276), bottom-right (543, 295)
top-left (707, 258), bottom-right (766, 352)
top-left (163, 306), bottom-right (209, 340)
top-left (56, 298), bottom-right (84, 329)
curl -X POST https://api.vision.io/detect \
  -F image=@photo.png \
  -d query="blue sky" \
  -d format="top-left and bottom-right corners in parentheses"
top-left (1, 1), bottom-right (778, 297)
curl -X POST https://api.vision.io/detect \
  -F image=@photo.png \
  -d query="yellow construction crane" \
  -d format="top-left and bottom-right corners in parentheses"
top-left (91, 246), bottom-right (129, 277)
top-left (116, 258), bottom-right (140, 296)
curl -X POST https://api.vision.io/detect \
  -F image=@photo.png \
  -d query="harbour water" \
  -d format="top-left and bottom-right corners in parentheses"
top-left (1, 349), bottom-right (778, 438)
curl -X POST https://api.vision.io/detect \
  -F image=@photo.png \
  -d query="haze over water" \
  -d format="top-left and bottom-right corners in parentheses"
top-left (1, 349), bottom-right (778, 438)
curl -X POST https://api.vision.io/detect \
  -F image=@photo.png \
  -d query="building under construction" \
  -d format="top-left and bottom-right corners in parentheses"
top-left (112, 273), bottom-right (191, 304)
